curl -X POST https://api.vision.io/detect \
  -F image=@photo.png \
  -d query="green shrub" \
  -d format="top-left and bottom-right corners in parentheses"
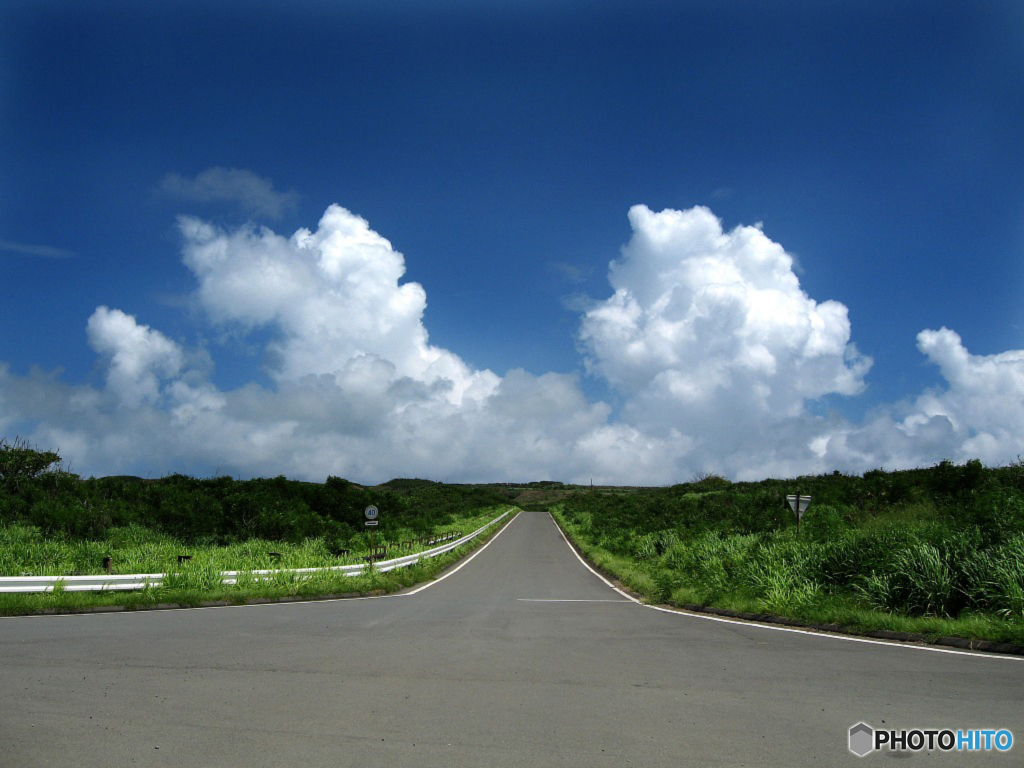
top-left (800, 503), bottom-right (849, 542)
top-left (962, 536), bottom-right (1024, 618)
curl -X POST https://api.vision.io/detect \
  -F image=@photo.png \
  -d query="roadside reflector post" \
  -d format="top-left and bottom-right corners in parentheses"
top-left (786, 494), bottom-right (812, 536)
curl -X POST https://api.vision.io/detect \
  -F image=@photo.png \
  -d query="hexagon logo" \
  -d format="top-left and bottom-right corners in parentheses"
top-left (849, 722), bottom-right (874, 757)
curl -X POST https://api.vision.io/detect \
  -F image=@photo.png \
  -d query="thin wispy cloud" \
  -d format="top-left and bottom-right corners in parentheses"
top-left (159, 167), bottom-right (299, 219)
top-left (0, 240), bottom-right (76, 259)
top-left (547, 262), bottom-right (589, 284)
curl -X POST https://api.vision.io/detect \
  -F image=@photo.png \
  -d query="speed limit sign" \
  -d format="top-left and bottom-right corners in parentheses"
top-left (364, 505), bottom-right (378, 521)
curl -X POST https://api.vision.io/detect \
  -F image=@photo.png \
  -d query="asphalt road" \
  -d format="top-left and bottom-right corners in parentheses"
top-left (2, 511), bottom-right (1022, 767)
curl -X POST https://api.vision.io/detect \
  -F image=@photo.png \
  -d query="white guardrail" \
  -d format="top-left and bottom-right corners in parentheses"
top-left (0, 508), bottom-right (515, 594)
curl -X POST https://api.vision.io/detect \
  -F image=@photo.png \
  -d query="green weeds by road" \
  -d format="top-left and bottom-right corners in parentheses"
top-left (553, 509), bottom-right (1024, 645)
top-left (0, 439), bottom-right (518, 615)
top-left (0, 508), bottom-right (514, 616)
top-left (0, 508), bottom-right (502, 577)
top-left (553, 462), bottom-right (1024, 646)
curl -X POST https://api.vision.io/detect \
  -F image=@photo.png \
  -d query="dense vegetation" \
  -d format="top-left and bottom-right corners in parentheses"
top-left (0, 510), bottom-right (511, 617)
top-left (0, 438), bottom-right (516, 612)
top-left (0, 438), bottom-right (512, 550)
top-left (8, 435), bottom-right (1024, 640)
top-left (556, 460), bottom-right (1024, 640)
top-left (0, 506), bottom-right (506, 578)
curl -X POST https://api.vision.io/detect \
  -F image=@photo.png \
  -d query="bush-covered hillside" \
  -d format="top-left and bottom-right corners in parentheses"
top-left (0, 438), bottom-right (511, 545)
top-left (558, 460), bottom-right (1024, 631)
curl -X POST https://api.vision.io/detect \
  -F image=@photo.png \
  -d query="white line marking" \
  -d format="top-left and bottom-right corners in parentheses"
top-left (548, 513), bottom-right (641, 604)
top-left (547, 513), bottom-right (1024, 662)
top-left (518, 599), bottom-right (632, 603)
top-left (401, 510), bottom-right (521, 595)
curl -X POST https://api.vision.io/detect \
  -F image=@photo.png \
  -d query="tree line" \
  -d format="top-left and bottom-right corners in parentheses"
top-left (0, 438), bottom-right (512, 544)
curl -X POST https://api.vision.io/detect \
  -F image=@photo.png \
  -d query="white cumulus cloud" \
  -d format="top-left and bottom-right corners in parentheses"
top-left (178, 205), bottom-right (500, 405)
top-left (580, 204), bottom-right (872, 477)
top-left (86, 307), bottom-right (185, 408)
top-left (2, 202), bottom-right (1024, 484)
top-left (822, 328), bottom-right (1024, 472)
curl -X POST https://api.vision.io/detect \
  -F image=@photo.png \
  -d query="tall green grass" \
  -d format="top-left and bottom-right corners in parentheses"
top-left (0, 508), bottom-right (501, 578)
top-left (0, 508), bottom-right (515, 615)
top-left (554, 493), bottom-right (1024, 645)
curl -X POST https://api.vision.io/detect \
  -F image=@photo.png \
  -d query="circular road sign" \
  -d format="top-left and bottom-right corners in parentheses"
top-left (364, 505), bottom-right (379, 521)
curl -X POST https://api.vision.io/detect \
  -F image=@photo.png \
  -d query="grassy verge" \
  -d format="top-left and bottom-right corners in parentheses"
top-left (0, 507), bottom-right (507, 576)
top-left (551, 507), bottom-right (1024, 647)
top-left (0, 508), bottom-right (516, 616)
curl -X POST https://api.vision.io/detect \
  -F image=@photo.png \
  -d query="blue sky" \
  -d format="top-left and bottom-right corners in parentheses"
top-left (2, 1), bottom-right (1024, 483)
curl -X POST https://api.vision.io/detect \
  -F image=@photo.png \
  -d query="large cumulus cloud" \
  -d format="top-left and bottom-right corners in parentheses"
top-left (2, 202), bottom-right (1023, 483)
top-left (580, 205), bottom-right (872, 478)
top-left (0, 205), bottom-right (623, 482)
top-left (178, 206), bottom-right (499, 405)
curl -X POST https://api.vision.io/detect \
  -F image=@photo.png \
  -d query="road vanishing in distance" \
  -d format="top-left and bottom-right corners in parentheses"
top-left (2, 511), bottom-right (1022, 767)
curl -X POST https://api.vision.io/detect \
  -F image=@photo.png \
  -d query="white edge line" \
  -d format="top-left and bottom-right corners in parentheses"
top-left (0, 509), bottom-right (520, 619)
top-left (547, 512), bottom-right (1024, 663)
top-left (402, 510), bottom-right (521, 595)
top-left (518, 599), bottom-right (631, 603)
top-left (548, 512), bottom-right (642, 604)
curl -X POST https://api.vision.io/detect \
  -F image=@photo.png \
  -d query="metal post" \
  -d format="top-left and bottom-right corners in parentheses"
top-left (787, 493), bottom-right (811, 537)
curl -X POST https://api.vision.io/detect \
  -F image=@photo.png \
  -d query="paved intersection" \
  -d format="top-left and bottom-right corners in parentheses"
top-left (2, 511), bottom-right (1021, 766)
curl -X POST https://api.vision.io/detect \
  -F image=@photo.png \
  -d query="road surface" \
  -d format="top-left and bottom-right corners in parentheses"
top-left (2, 511), bottom-right (1021, 766)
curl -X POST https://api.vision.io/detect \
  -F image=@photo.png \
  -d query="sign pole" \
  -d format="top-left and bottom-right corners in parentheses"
top-left (786, 493), bottom-right (811, 537)
top-left (364, 505), bottom-right (379, 570)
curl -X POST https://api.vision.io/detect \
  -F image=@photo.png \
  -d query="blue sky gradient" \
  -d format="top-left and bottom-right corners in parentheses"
top-left (2, 1), bottom-right (1023, 482)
